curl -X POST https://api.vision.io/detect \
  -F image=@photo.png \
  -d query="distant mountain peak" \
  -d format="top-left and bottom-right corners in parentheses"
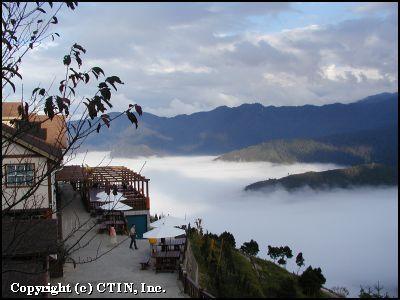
top-left (356, 92), bottom-right (398, 104)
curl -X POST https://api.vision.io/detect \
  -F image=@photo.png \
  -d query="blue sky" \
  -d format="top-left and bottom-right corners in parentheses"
top-left (9, 2), bottom-right (398, 116)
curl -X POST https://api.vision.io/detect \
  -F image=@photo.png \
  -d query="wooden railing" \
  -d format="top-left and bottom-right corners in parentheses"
top-left (121, 197), bottom-right (147, 211)
top-left (179, 239), bottom-right (215, 299)
top-left (179, 267), bottom-right (215, 299)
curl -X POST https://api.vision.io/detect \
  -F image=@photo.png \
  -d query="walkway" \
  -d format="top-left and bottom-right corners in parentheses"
top-left (50, 183), bottom-right (186, 298)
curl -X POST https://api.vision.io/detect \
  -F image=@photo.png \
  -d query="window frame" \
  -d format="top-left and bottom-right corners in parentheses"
top-left (4, 163), bottom-right (36, 188)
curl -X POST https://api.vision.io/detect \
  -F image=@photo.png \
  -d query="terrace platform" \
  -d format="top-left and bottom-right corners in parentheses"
top-left (50, 183), bottom-right (186, 298)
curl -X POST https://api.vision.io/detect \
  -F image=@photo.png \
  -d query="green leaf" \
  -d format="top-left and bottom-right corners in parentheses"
top-left (3, 38), bottom-right (12, 50)
top-left (32, 87), bottom-right (40, 96)
top-left (126, 111), bottom-right (138, 129)
top-left (74, 52), bottom-right (82, 67)
top-left (98, 82), bottom-right (108, 89)
top-left (101, 114), bottom-right (110, 128)
top-left (134, 104), bottom-right (143, 116)
top-left (63, 55), bottom-right (71, 66)
top-left (68, 86), bottom-right (76, 97)
top-left (56, 96), bottom-right (63, 111)
top-left (91, 67), bottom-right (104, 79)
top-left (105, 76), bottom-right (124, 91)
top-left (63, 98), bottom-right (71, 106)
top-left (100, 87), bottom-right (111, 101)
top-left (73, 43), bottom-right (86, 53)
top-left (44, 96), bottom-right (54, 120)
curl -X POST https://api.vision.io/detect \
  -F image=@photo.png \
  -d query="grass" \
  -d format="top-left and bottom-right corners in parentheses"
top-left (188, 231), bottom-right (331, 298)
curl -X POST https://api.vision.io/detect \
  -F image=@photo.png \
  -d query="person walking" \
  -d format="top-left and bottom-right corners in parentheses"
top-left (109, 226), bottom-right (117, 245)
top-left (129, 225), bottom-right (138, 250)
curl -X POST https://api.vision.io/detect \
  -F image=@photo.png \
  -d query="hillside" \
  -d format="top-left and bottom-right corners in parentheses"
top-left (72, 92), bottom-right (398, 157)
top-left (216, 138), bottom-right (369, 165)
top-left (245, 164), bottom-right (398, 192)
top-left (188, 230), bottom-right (332, 298)
top-left (216, 124), bottom-right (398, 166)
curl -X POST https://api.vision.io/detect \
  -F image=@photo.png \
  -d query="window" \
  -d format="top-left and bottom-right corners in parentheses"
top-left (6, 164), bottom-right (35, 187)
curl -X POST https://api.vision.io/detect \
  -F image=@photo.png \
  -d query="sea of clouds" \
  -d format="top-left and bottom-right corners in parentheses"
top-left (68, 152), bottom-right (398, 297)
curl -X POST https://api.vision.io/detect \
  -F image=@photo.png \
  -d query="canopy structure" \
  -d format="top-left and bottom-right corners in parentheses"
top-left (143, 225), bottom-right (186, 239)
top-left (100, 201), bottom-right (132, 211)
top-left (96, 191), bottom-right (127, 202)
top-left (56, 165), bottom-right (151, 212)
top-left (88, 166), bottom-right (150, 198)
top-left (150, 216), bottom-right (187, 228)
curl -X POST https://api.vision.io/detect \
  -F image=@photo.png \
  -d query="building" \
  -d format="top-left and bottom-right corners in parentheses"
top-left (2, 102), bottom-right (67, 218)
top-left (2, 219), bottom-right (58, 298)
top-left (2, 101), bottom-right (67, 297)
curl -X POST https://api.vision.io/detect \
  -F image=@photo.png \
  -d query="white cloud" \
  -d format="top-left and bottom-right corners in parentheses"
top-left (146, 98), bottom-right (205, 117)
top-left (322, 64), bottom-right (384, 82)
top-left (263, 72), bottom-right (298, 87)
top-left (145, 59), bottom-right (213, 75)
top-left (8, 3), bottom-right (398, 116)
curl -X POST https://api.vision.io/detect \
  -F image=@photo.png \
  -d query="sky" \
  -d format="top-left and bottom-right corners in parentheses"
top-left (11, 2), bottom-right (399, 117)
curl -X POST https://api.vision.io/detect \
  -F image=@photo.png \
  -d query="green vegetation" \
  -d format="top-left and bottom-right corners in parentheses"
top-left (245, 163), bottom-right (398, 192)
top-left (359, 282), bottom-right (391, 298)
top-left (216, 123), bottom-right (398, 167)
top-left (216, 138), bottom-right (370, 165)
top-left (267, 245), bottom-right (293, 268)
top-left (240, 239), bottom-right (259, 257)
top-left (299, 266), bottom-right (326, 296)
top-left (187, 227), bottom-right (330, 298)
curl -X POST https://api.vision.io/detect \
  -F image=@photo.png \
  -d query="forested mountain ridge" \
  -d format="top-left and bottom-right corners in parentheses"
top-left (72, 92), bottom-right (398, 158)
top-left (245, 164), bottom-right (398, 192)
top-left (216, 124), bottom-right (398, 167)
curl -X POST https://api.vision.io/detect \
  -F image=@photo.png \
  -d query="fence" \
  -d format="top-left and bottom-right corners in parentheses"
top-left (179, 240), bottom-right (215, 299)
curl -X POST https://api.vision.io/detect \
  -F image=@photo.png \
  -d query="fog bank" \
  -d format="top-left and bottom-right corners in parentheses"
top-left (68, 152), bottom-right (398, 297)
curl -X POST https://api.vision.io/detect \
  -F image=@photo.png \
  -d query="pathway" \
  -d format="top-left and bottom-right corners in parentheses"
top-left (50, 183), bottom-right (187, 298)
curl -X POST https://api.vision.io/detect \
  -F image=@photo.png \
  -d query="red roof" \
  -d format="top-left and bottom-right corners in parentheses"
top-left (2, 102), bottom-right (68, 149)
top-left (2, 123), bottom-right (63, 162)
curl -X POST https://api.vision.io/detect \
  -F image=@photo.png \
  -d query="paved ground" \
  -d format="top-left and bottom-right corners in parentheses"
top-left (51, 184), bottom-right (186, 298)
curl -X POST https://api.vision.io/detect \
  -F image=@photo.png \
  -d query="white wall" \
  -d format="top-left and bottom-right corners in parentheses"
top-left (2, 138), bottom-right (51, 211)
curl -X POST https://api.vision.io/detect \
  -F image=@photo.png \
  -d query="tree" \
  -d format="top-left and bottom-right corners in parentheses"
top-left (298, 266), bottom-right (326, 296)
top-left (240, 239), bottom-right (259, 257)
top-left (2, 1), bottom-right (143, 282)
top-left (280, 246), bottom-right (293, 267)
top-left (295, 252), bottom-right (305, 275)
top-left (267, 245), bottom-right (280, 262)
top-left (267, 245), bottom-right (293, 268)
top-left (219, 231), bottom-right (236, 249)
top-left (195, 218), bottom-right (203, 235)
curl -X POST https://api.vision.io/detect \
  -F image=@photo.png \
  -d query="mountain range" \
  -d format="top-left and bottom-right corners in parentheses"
top-left (76, 92), bottom-right (398, 162)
